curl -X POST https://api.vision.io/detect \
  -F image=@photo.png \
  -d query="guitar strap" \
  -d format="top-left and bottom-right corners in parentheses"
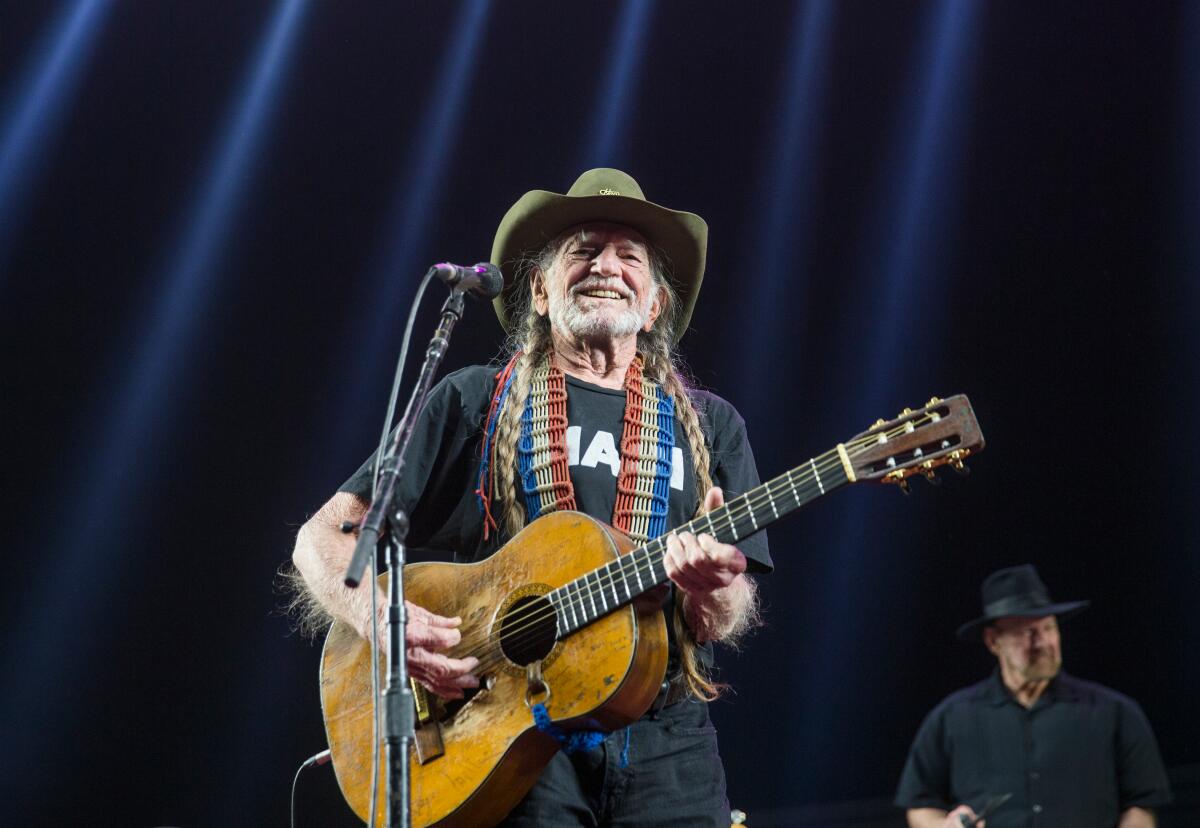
top-left (477, 352), bottom-right (675, 544)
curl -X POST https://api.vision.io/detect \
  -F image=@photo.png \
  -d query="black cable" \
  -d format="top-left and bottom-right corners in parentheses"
top-left (290, 749), bottom-right (332, 828)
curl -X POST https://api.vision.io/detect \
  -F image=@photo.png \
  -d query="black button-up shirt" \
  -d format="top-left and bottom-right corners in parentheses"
top-left (895, 671), bottom-right (1171, 827)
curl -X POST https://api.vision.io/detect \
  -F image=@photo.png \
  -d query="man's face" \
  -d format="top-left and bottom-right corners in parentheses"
top-left (984, 615), bottom-right (1062, 684)
top-left (532, 224), bottom-right (663, 341)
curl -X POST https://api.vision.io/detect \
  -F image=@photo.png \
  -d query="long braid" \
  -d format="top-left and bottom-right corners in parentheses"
top-left (492, 352), bottom-right (533, 536)
top-left (491, 272), bottom-right (555, 537)
top-left (653, 354), bottom-right (725, 700)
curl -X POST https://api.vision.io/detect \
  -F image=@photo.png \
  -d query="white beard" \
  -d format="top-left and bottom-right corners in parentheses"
top-left (549, 289), bottom-right (652, 340)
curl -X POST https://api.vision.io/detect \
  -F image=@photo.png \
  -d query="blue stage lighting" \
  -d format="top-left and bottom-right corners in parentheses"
top-left (2, 0), bottom-right (311, 779)
top-left (857, 0), bottom-right (981, 413)
top-left (790, 0), bottom-right (982, 794)
top-left (321, 0), bottom-right (494, 461)
top-left (581, 0), bottom-right (657, 167)
top-left (367, 0), bottom-right (493, 317)
top-left (0, 0), bottom-right (114, 271)
top-left (738, 0), bottom-right (835, 411)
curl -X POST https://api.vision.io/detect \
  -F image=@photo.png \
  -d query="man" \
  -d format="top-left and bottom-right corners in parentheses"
top-left (291, 168), bottom-right (771, 825)
top-left (895, 564), bottom-right (1171, 828)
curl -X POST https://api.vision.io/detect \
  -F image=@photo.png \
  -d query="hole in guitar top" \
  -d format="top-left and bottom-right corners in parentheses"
top-left (497, 594), bottom-right (557, 666)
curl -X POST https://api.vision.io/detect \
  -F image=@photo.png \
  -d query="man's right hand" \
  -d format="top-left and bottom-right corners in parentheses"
top-left (291, 492), bottom-right (480, 700)
top-left (945, 805), bottom-right (982, 828)
top-left (361, 600), bottom-right (480, 699)
top-left (906, 806), bottom-right (983, 828)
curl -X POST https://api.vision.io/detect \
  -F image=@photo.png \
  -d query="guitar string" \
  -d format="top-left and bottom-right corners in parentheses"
top-left (460, 439), bottom-right (964, 676)
top-left (449, 410), bottom-right (952, 667)
top-left (450, 409), bottom-right (951, 667)
top-left (451, 446), bottom-right (844, 667)
top-left (463, 468), bottom-right (836, 676)
top-left (446, 410), bottom-right (953, 668)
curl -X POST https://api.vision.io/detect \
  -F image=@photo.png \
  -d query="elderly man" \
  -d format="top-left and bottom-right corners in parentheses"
top-left (895, 564), bottom-right (1171, 828)
top-left (291, 168), bottom-right (771, 826)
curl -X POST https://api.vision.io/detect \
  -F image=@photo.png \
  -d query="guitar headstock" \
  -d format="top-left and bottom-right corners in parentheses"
top-left (843, 395), bottom-right (984, 489)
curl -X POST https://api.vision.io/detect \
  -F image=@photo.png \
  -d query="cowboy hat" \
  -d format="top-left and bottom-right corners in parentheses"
top-left (956, 564), bottom-right (1090, 640)
top-left (490, 168), bottom-right (707, 341)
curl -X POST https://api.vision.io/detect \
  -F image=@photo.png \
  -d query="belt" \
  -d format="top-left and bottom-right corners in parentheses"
top-left (649, 672), bottom-right (690, 715)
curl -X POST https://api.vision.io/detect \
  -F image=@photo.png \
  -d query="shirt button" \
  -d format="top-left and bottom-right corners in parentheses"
top-left (1033, 804), bottom-right (1043, 814)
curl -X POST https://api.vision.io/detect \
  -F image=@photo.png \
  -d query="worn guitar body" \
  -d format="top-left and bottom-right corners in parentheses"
top-left (320, 511), bottom-right (669, 828)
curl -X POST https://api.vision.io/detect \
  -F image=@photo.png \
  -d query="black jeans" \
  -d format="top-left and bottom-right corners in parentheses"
top-left (500, 699), bottom-right (730, 827)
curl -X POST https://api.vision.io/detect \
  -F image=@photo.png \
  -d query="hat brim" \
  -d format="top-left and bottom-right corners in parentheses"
top-left (955, 600), bottom-right (1090, 640)
top-left (489, 190), bottom-right (708, 343)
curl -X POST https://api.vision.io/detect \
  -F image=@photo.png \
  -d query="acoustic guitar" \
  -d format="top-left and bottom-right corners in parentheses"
top-left (320, 395), bottom-right (984, 827)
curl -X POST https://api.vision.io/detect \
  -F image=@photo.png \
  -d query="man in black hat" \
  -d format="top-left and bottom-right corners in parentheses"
top-left (895, 565), bottom-right (1171, 828)
top-left (291, 169), bottom-right (770, 826)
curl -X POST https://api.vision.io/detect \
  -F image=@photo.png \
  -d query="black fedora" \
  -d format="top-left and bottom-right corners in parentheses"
top-left (956, 564), bottom-right (1090, 640)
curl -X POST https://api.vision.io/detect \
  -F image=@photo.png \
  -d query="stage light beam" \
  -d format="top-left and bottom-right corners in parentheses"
top-left (580, 0), bottom-right (657, 167)
top-left (2, 0), bottom-right (312, 787)
top-left (0, 0), bottom-right (114, 271)
top-left (793, 0), bottom-right (982, 795)
top-left (321, 0), bottom-right (494, 465)
top-left (858, 0), bottom-right (981, 411)
top-left (739, 0), bottom-right (836, 411)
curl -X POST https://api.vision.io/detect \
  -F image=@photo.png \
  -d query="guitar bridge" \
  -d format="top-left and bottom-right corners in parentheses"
top-left (410, 680), bottom-right (445, 764)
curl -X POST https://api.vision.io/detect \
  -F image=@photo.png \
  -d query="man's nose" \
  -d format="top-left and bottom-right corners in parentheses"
top-left (592, 246), bottom-right (622, 276)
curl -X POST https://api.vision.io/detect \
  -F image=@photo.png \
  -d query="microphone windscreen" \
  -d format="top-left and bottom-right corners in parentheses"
top-left (472, 262), bottom-right (504, 299)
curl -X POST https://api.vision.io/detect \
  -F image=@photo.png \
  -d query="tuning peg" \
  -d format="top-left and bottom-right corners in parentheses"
top-left (925, 396), bottom-right (942, 408)
top-left (948, 449), bottom-right (971, 476)
top-left (896, 477), bottom-right (911, 495)
top-left (871, 418), bottom-right (887, 430)
top-left (899, 407), bottom-right (914, 418)
top-left (921, 464), bottom-right (941, 485)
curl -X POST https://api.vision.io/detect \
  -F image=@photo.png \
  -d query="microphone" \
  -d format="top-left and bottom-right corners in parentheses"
top-left (429, 262), bottom-right (504, 300)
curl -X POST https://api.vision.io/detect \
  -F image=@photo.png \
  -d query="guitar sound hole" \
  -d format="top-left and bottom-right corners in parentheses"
top-left (498, 595), bottom-right (557, 666)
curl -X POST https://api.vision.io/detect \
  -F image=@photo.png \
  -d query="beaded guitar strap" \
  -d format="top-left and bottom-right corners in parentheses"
top-left (476, 352), bottom-right (674, 544)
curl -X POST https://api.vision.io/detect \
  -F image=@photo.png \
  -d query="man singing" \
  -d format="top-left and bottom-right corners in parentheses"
top-left (292, 168), bottom-right (772, 825)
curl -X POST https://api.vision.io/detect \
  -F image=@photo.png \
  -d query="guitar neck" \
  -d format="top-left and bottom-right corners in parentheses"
top-left (549, 444), bottom-right (855, 636)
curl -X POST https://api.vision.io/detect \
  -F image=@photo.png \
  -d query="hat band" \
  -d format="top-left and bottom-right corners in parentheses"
top-left (982, 590), bottom-right (1053, 618)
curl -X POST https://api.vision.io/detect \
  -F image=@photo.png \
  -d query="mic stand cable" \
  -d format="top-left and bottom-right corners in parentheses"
top-left (290, 749), bottom-right (332, 828)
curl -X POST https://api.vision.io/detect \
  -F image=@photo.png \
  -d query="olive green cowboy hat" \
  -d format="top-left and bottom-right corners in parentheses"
top-left (490, 168), bottom-right (708, 341)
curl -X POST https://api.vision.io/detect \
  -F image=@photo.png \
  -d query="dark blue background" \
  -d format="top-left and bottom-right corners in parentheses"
top-left (1, 2), bottom-right (1195, 825)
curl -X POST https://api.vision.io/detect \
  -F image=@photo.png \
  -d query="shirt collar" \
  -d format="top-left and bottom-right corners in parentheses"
top-left (981, 668), bottom-right (1080, 708)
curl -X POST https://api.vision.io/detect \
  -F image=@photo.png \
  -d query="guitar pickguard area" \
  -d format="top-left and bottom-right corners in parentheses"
top-left (491, 583), bottom-right (563, 678)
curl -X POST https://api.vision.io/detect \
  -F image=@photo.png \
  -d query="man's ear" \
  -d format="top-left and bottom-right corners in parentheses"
top-left (532, 269), bottom-right (549, 317)
top-left (642, 284), bottom-right (666, 332)
top-left (982, 626), bottom-right (1000, 656)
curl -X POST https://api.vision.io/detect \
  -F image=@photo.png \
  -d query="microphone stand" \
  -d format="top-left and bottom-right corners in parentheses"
top-left (343, 282), bottom-right (468, 828)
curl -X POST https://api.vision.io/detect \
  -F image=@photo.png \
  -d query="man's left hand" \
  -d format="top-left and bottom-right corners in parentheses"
top-left (663, 486), bottom-right (747, 595)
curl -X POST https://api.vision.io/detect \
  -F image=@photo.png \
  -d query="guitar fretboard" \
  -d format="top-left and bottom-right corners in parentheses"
top-left (547, 448), bottom-right (852, 636)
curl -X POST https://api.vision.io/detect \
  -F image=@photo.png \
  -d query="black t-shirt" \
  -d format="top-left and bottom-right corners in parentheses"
top-left (339, 364), bottom-right (772, 669)
top-left (340, 364), bottom-right (771, 572)
top-left (895, 670), bottom-right (1172, 827)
